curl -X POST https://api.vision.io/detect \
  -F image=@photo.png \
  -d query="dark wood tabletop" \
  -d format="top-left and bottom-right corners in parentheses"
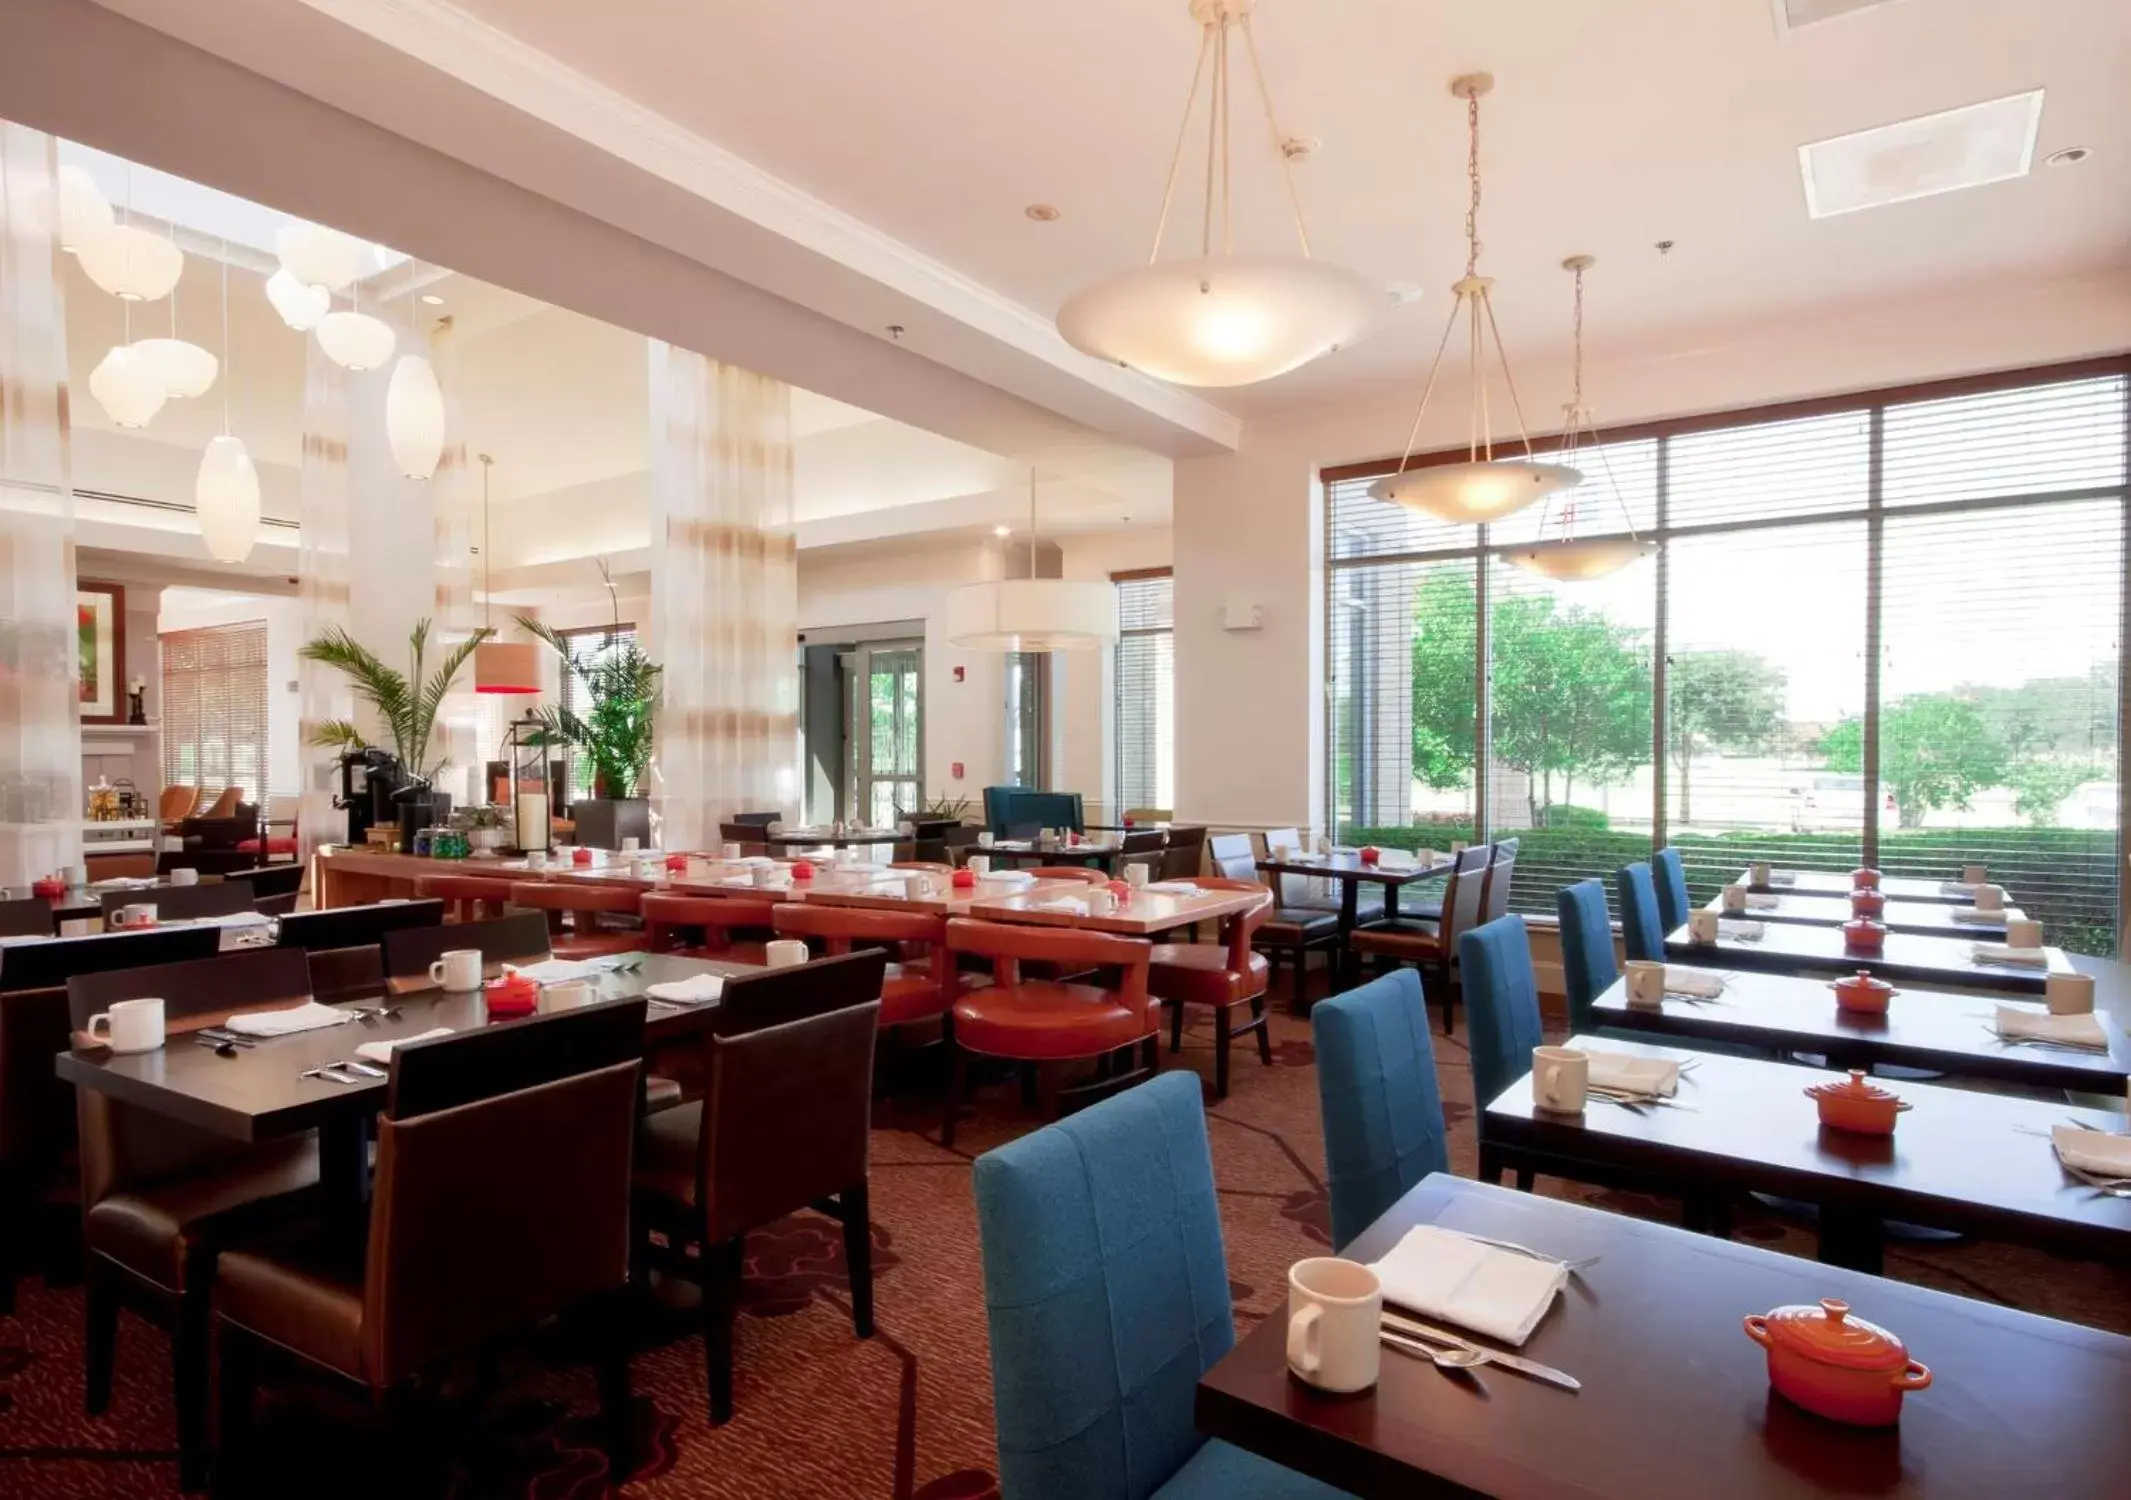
top-left (1664, 919), bottom-right (2069, 993)
top-left (762, 829), bottom-right (903, 849)
top-left (1742, 869), bottom-right (1983, 905)
top-left (984, 839), bottom-right (1131, 869)
top-left (1196, 1174), bottom-right (2131, 1500)
top-left (1703, 891), bottom-right (2018, 939)
top-left (1484, 1033), bottom-right (2131, 1272)
top-left (1592, 970), bottom-right (2127, 1091)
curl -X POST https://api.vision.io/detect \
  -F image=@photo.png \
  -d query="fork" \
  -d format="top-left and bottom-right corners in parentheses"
top-left (1450, 1230), bottom-right (1602, 1277)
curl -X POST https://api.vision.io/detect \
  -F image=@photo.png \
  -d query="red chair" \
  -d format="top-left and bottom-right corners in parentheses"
top-left (1019, 866), bottom-right (1109, 886)
top-left (641, 893), bottom-right (775, 965)
top-left (939, 918), bottom-right (1156, 1146)
top-left (506, 882), bottom-right (647, 959)
top-left (413, 873), bottom-right (514, 924)
top-left (771, 903), bottom-right (956, 1029)
top-left (1147, 878), bottom-right (1275, 1098)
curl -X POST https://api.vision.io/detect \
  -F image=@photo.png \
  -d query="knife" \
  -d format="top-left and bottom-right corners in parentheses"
top-left (1383, 1311), bottom-right (1581, 1392)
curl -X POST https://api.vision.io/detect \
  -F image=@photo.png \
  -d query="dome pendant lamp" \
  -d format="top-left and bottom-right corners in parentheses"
top-left (946, 474), bottom-right (1119, 651)
top-left (473, 455), bottom-right (540, 694)
top-left (1055, 0), bottom-right (1379, 388)
top-left (1369, 75), bottom-right (1581, 525)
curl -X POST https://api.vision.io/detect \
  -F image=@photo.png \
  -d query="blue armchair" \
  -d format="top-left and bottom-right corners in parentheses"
top-left (1312, 969), bottom-right (1448, 1252)
top-left (1653, 846), bottom-right (1692, 933)
top-left (1457, 915), bottom-right (1545, 1191)
top-left (1615, 861), bottom-right (1666, 962)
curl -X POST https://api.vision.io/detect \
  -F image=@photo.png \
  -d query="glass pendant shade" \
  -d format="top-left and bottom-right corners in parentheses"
top-left (474, 640), bottom-right (540, 694)
top-left (77, 223), bottom-right (184, 301)
top-left (130, 338), bottom-right (218, 399)
top-left (1503, 535), bottom-right (1656, 581)
top-left (275, 222), bottom-right (370, 292)
top-left (945, 578), bottom-right (1119, 651)
top-left (265, 268), bottom-right (331, 331)
top-left (89, 345), bottom-right (167, 428)
top-left (315, 311), bottom-right (396, 371)
top-left (385, 354), bottom-right (445, 479)
top-left (53, 165), bottom-right (113, 252)
top-left (195, 435), bottom-right (262, 563)
top-left (1369, 458), bottom-right (1584, 524)
top-left (1058, 254), bottom-right (1382, 388)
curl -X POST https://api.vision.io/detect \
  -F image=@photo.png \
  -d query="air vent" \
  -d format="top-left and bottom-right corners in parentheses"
top-left (1799, 90), bottom-right (2043, 219)
top-left (1772, 0), bottom-right (1900, 32)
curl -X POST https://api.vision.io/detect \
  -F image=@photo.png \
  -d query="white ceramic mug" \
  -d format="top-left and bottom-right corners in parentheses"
top-left (1271, 843), bottom-right (1293, 861)
top-left (1721, 884), bottom-right (1746, 913)
top-left (1088, 888), bottom-right (1116, 916)
top-left (904, 875), bottom-right (929, 902)
top-left (169, 866), bottom-right (200, 887)
top-left (1126, 863), bottom-right (1151, 888)
top-left (429, 948), bottom-right (483, 992)
top-left (1624, 959), bottom-right (1666, 1008)
top-left (2047, 972), bottom-right (2096, 1016)
top-left (968, 855), bottom-right (992, 877)
top-left (1689, 909), bottom-right (1720, 943)
top-left (2004, 917), bottom-right (2044, 950)
top-left (1285, 1258), bottom-right (1382, 1394)
top-left (1450, 840), bottom-right (1469, 855)
top-left (722, 842), bottom-right (744, 860)
top-left (1962, 863), bottom-right (1988, 886)
top-left (65, 864), bottom-right (88, 888)
top-left (753, 866), bottom-right (787, 889)
top-left (115, 902), bottom-right (158, 929)
top-left (977, 832), bottom-right (996, 849)
top-left (1749, 861), bottom-right (1772, 887)
top-left (1975, 883), bottom-right (2007, 913)
top-left (620, 836), bottom-right (640, 854)
top-left (1414, 848), bottom-right (1438, 868)
top-left (539, 979), bottom-right (595, 1014)
top-left (1533, 1045), bottom-right (1590, 1113)
top-left (525, 849), bottom-right (550, 871)
top-left (765, 939), bottom-right (810, 969)
top-left (87, 996), bottom-right (165, 1054)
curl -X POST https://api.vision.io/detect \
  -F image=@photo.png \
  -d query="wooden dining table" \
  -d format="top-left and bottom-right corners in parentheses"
top-left (1703, 890), bottom-right (2020, 939)
top-left (1742, 868), bottom-right (1984, 905)
top-left (967, 880), bottom-right (1261, 936)
top-left (1663, 919), bottom-right (2070, 993)
top-left (1591, 969), bottom-right (2128, 1092)
top-left (1256, 850), bottom-right (1454, 985)
top-left (1483, 1033), bottom-right (2131, 1272)
top-left (980, 837), bottom-right (1136, 871)
top-left (1196, 1174), bottom-right (2131, 1499)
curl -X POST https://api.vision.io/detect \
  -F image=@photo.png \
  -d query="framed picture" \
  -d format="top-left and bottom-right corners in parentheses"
top-left (77, 581), bottom-right (127, 725)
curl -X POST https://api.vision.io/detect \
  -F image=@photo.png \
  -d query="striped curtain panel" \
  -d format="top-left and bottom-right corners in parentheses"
top-left (295, 338), bottom-right (354, 862)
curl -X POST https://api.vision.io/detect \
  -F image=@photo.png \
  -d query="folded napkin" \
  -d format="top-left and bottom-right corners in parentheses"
top-left (1973, 943), bottom-right (2049, 969)
top-left (354, 1027), bottom-right (454, 1063)
top-left (1952, 906), bottom-right (2006, 925)
top-left (647, 974), bottom-right (725, 1005)
top-left (1143, 881), bottom-right (1200, 895)
top-left (1662, 967), bottom-right (1726, 999)
top-left (2052, 1124), bottom-right (2131, 1178)
top-left (1768, 871), bottom-right (1797, 887)
top-left (1583, 1050), bottom-right (1681, 1098)
top-left (1996, 1005), bottom-right (2107, 1048)
top-left (1940, 880), bottom-right (1983, 897)
top-left (1369, 1225), bottom-right (1567, 1347)
top-left (1742, 892), bottom-right (1781, 910)
top-left (505, 958), bottom-right (605, 984)
top-left (224, 1001), bottom-right (355, 1038)
top-left (90, 876), bottom-right (158, 891)
top-left (977, 870), bottom-right (1035, 886)
top-left (1030, 898), bottom-right (1091, 916)
top-left (1718, 919), bottom-right (1766, 940)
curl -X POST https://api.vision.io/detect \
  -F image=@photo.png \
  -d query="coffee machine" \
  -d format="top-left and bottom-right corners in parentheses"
top-left (334, 748), bottom-right (401, 845)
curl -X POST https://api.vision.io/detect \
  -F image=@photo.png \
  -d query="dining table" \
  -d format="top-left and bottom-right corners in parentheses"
top-left (1741, 868), bottom-right (1986, 905)
top-left (1255, 849), bottom-right (1455, 985)
top-left (760, 826), bottom-right (903, 850)
top-left (1195, 1174), bottom-right (2131, 1499)
top-left (967, 879), bottom-right (1262, 936)
top-left (1482, 1033), bottom-right (2131, 1272)
top-left (1702, 890), bottom-right (2019, 939)
top-left (979, 837), bottom-right (1136, 871)
top-left (1663, 919), bottom-right (2071, 993)
top-left (1591, 968), bottom-right (2128, 1092)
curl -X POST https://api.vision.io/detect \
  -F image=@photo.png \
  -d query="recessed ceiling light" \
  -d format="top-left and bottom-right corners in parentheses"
top-left (993, 525), bottom-right (1012, 538)
top-left (1024, 203), bottom-right (1061, 222)
top-left (1798, 89), bottom-right (2044, 219)
top-left (420, 293), bottom-right (444, 305)
top-left (2045, 146), bottom-right (2092, 167)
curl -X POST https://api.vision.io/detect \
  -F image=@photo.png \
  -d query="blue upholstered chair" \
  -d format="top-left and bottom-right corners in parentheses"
top-left (1312, 969), bottom-right (1447, 1251)
top-left (1555, 879), bottom-right (1618, 1035)
top-left (1615, 861), bottom-right (1666, 962)
top-left (1457, 915), bottom-right (1545, 1191)
top-left (1653, 846), bottom-right (1692, 933)
top-left (972, 1071), bottom-right (1350, 1500)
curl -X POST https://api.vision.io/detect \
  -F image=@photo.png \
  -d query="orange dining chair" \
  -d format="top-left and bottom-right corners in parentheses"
top-left (640, 893), bottom-right (776, 965)
top-left (1147, 878), bottom-right (1275, 1098)
top-left (158, 784), bottom-right (199, 826)
top-left (771, 903), bottom-right (957, 1031)
top-left (197, 787), bottom-right (243, 820)
top-left (1018, 866), bottom-right (1109, 886)
top-left (506, 881), bottom-right (647, 960)
top-left (938, 918), bottom-right (1156, 1147)
top-left (887, 861), bottom-right (955, 876)
top-left (413, 873), bottom-right (516, 924)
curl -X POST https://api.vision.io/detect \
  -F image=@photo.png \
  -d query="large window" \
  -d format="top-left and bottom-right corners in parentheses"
top-left (1326, 363), bottom-right (2130, 952)
top-left (1004, 651), bottom-right (1048, 789)
top-left (1115, 570), bottom-right (1175, 814)
top-left (162, 621), bottom-right (269, 807)
top-left (559, 623), bottom-right (637, 805)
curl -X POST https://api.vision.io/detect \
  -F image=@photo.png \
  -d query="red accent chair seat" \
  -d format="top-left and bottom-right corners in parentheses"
top-left (506, 882), bottom-right (647, 960)
top-left (1147, 878), bottom-right (1274, 1098)
top-left (413, 874), bottom-right (515, 924)
top-left (640, 893), bottom-right (774, 966)
top-left (771, 902), bottom-right (954, 1027)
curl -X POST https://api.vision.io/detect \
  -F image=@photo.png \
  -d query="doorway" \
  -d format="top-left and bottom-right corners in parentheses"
top-left (799, 626), bottom-right (924, 826)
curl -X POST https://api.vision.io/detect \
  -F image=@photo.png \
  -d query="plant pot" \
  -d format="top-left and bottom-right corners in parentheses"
top-left (569, 796), bottom-right (650, 852)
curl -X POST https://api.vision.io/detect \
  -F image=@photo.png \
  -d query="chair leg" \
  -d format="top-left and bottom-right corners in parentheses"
top-left (1168, 998), bottom-right (1184, 1053)
top-left (1213, 1005), bottom-right (1233, 1099)
top-left (1251, 997), bottom-right (1273, 1067)
top-left (942, 1045), bottom-right (966, 1148)
top-left (1514, 1168), bottom-right (1535, 1193)
top-left (841, 1181), bottom-right (874, 1340)
top-left (214, 1323), bottom-right (258, 1500)
top-left (1477, 1144), bottom-right (1504, 1186)
top-left (175, 1280), bottom-right (212, 1492)
top-left (84, 1256), bottom-right (118, 1416)
top-left (596, 1292), bottom-right (634, 1481)
top-left (703, 1236), bottom-right (741, 1426)
top-left (1291, 941), bottom-right (1309, 1011)
top-left (1141, 1033), bottom-right (1160, 1076)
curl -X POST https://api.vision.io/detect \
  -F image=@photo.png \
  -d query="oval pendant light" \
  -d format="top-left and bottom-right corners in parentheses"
top-left (196, 435), bottom-right (262, 563)
top-left (89, 345), bottom-right (167, 428)
top-left (129, 338), bottom-right (218, 399)
top-left (385, 354), bottom-right (445, 479)
top-left (77, 222), bottom-right (184, 301)
top-left (274, 221), bottom-right (371, 292)
top-left (315, 310), bottom-right (396, 371)
top-left (52, 164), bottom-right (113, 253)
top-left (265, 268), bottom-right (331, 331)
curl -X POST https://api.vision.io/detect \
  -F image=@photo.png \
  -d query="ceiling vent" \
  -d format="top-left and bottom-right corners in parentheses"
top-left (1799, 90), bottom-right (2043, 218)
top-left (1772, 0), bottom-right (1901, 32)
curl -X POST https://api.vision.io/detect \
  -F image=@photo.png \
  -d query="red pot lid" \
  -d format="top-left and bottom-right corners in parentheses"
top-left (1851, 868), bottom-right (1881, 880)
top-left (1836, 969), bottom-right (1893, 994)
top-left (1805, 1069), bottom-right (1899, 1106)
top-left (1757, 1298), bottom-right (1910, 1371)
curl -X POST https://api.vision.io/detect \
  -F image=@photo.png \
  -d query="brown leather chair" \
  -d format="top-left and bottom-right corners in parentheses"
top-left (0, 896), bottom-right (54, 938)
top-left (412, 872), bottom-right (515, 924)
top-left (216, 1003), bottom-right (645, 1489)
top-left (68, 948), bottom-right (323, 1490)
top-left (380, 911), bottom-right (551, 991)
top-left (274, 899), bottom-right (443, 956)
top-left (1480, 838), bottom-right (1520, 924)
top-left (1147, 879), bottom-right (1275, 1098)
top-left (1156, 825), bottom-right (1207, 883)
top-left (771, 902), bottom-right (955, 1031)
top-left (508, 881), bottom-right (647, 959)
top-left (717, 821), bottom-right (771, 858)
top-left (1209, 833), bottom-right (1338, 1013)
top-left (197, 787), bottom-right (242, 821)
top-left (1018, 865), bottom-right (1110, 886)
top-left (224, 864), bottom-right (302, 917)
top-left (98, 881), bottom-right (255, 925)
top-left (632, 951), bottom-right (886, 1424)
top-left (641, 893), bottom-right (776, 965)
top-left (305, 943), bottom-right (386, 1002)
top-left (1350, 843), bottom-right (1492, 1034)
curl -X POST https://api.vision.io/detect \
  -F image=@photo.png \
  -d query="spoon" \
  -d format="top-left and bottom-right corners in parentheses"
top-left (1383, 1329), bottom-right (1488, 1375)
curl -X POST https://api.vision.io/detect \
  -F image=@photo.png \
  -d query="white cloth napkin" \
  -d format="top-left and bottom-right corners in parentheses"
top-left (1662, 967), bottom-right (1726, 999)
top-left (1940, 880), bottom-right (1983, 897)
top-left (1742, 892), bottom-right (1780, 910)
top-left (1369, 1225), bottom-right (1567, 1347)
top-left (647, 974), bottom-right (725, 1004)
top-left (1996, 1005), bottom-right (2106, 1048)
top-left (505, 958), bottom-right (604, 984)
top-left (224, 1001), bottom-right (355, 1038)
top-left (977, 870), bottom-right (1035, 887)
top-left (1719, 919), bottom-right (1766, 940)
top-left (354, 1027), bottom-right (454, 1063)
top-left (1143, 881), bottom-right (1199, 895)
top-left (2052, 1125), bottom-right (2131, 1178)
top-left (1952, 906), bottom-right (2006, 926)
top-left (1583, 1050), bottom-right (1681, 1098)
top-left (1767, 871), bottom-right (1797, 887)
top-left (1030, 898), bottom-right (1091, 916)
top-left (1972, 943), bottom-right (2049, 969)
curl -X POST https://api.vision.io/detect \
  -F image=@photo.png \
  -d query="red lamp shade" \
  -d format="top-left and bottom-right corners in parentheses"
top-left (474, 639), bottom-right (539, 694)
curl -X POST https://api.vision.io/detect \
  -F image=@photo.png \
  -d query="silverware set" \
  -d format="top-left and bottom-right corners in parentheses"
top-left (1587, 1087), bottom-right (1700, 1112)
top-left (1379, 1310), bottom-right (1581, 1391)
top-left (301, 1058), bottom-right (386, 1085)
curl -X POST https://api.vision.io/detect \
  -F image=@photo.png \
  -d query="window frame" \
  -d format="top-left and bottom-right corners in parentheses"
top-left (1113, 566), bottom-right (1175, 817)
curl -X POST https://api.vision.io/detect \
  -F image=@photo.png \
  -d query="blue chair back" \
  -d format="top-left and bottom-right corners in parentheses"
top-left (984, 786), bottom-right (1086, 836)
top-left (1555, 879), bottom-right (1617, 1033)
top-left (972, 1071), bottom-right (1234, 1500)
top-left (1653, 846), bottom-right (1691, 933)
top-left (1457, 915), bottom-right (1544, 1113)
top-left (1615, 861), bottom-right (1665, 962)
top-left (1312, 969), bottom-right (1447, 1251)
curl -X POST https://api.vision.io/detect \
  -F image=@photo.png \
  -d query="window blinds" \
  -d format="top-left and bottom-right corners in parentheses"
top-left (1115, 572), bottom-right (1175, 815)
top-left (161, 621), bottom-right (270, 808)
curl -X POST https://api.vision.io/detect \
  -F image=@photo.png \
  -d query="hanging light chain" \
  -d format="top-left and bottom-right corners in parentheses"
top-left (1570, 259), bottom-right (1586, 409)
top-left (1464, 89), bottom-right (1483, 278)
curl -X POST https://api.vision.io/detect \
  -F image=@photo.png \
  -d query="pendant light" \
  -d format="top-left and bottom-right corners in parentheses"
top-left (1369, 75), bottom-right (1581, 524)
top-left (274, 221), bottom-right (370, 293)
top-left (78, 166), bottom-right (183, 302)
top-left (132, 223), bottom-right (218, 398)
top-left (265, 268), bottom-right (331, 331)
top-left (196, 238), bottom-right (261, 563)
top-left (1504, 255), bottom-right (1655, 581)
top-left (52, 164), bottom-right (112, 253)
top-left (91, 238), bottom-right (166, 429)
top-left (1054, 0), bottom-right (1378, 387)
top-left (473, 455), bottom-right (540, 693)
top-left (385, 284), bottom-right (445, 480)
top-left (315, 283), bottom-right (396, 372)
top-left (946, 475), bottom-right (1119, 651)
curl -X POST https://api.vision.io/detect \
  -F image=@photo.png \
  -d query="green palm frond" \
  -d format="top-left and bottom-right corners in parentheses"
top-left (302, 619), bottom-right (487, 783)
top-left (513, 611), bottom-right (663, 797)
top-left (309, 719), bottom-right (370, 751)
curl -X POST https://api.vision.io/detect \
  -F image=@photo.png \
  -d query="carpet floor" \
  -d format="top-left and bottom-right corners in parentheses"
top-left (4, 998), bottom-right (2130, 1498)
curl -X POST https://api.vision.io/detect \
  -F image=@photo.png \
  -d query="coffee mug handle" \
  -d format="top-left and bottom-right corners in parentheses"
top-left (1540, 1062), bottom-right (1559, 1104)
top-left (86, 1012), bottom-right (112, 1041)
top-left (1286, 1302), bottom-right (1323, 1377)
top-left (429, 960), bottom-right (447, 983)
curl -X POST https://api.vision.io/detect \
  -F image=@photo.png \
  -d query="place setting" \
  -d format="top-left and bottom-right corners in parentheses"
top-left (1622, 958), bottom-right (1731, 1008)
top-left (1532, 1042), bottom-right (1698, 1114)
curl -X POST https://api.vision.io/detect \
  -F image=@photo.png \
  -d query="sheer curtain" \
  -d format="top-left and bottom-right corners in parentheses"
top-left (648, 345), bottom-right (799, 851)
top-left (295, 341), bottom-right (354, 861)
top-left (427, 314), bottom-right (480, 805)
top-left (0, 124), bottom-right (82, 888)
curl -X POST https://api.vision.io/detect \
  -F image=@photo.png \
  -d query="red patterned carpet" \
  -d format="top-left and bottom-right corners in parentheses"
top-left (4, 1001), bottom-right (2130, 1498)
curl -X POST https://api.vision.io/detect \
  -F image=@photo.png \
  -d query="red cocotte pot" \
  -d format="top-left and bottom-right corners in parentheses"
top-left (1849, 888), bottom-right (1886, 919)
top-left (1832, 970), bottom-right (1895, 1014)
top-left (1850, 866), bottom-right (1882, 890)
top-left (1843, 917), bottom-right (1886, 952)
top-left (1744, 1298), bottom-right (1930, 1427)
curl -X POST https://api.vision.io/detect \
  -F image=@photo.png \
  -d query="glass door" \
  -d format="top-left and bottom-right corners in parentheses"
top-left (846, 642), bottom-right (922, 826)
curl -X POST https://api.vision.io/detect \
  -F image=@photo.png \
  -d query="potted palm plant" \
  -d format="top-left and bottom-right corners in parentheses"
top-left (301, 619), bottom-right (491, 848)
top-left (513, 613), bottom-right (663, 851)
